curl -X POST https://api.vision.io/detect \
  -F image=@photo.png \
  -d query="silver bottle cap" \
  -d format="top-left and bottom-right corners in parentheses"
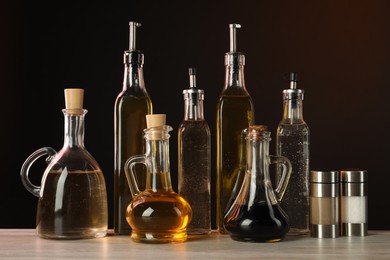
top-left (183, 68), bottom-right (204, 100)
top-left (283, 72), bottom-right (304, 100)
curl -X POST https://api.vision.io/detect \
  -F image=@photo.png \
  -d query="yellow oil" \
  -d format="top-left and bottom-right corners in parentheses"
top-left (114, 94), bottom-right (152, 234)
top-left (126, 173), bottom-right (192, 243)
top-left (216, 94), bottom-right (254, 233)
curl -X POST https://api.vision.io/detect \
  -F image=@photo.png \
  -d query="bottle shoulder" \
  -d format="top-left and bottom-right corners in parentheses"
top-left (115, 90), bottom-right (152, 108)
top-left (220, 86), bottom-right (251, 97)
top-left (50, 147), bottom-right (103, 172)
top-left (178, 120), bottom-right (211, 134)
top-left (277, 122), bottom-right (310, 136)
top-left (116, 87), bottom-right (151, 99)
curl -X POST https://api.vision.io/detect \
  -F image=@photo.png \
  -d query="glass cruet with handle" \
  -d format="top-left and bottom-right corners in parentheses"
top-left (20, 88), bottom-right (108, 239)
top-left (125, 114), bottom-right (192, 243)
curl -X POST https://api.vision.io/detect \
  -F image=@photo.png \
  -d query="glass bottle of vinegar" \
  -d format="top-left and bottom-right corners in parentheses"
top-left (125, 114), bottom-right (192, 243)
top-left (20, 89), bottom-right (108, 239)
top-left (178, 68), bottom-right (211, 235)
top-left (216, 24), bottom-right (255, 233)
top-left (224, 126), bottom-right (291, 242)
top-left (114, 21), bottom-right (153, 235)
top-left (276, 73), bottom-right (310, 235)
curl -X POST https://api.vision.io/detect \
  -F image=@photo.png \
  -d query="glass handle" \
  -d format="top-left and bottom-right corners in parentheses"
top-left (124, 155), bottom-right (146, 198)
top-left (270, 155), bottom-right (292, 203)
top-left (20, 147), bottom-right (57, 197)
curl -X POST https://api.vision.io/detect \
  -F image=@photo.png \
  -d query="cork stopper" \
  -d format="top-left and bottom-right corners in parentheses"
top-left (145, 114), bottom-right (169, 140)
top-left (146, 114), bottom-right (166, 128)
top-left (247, 125), bottom-right (270, 141)
top-left (64, 88), bottom-right (84, 114)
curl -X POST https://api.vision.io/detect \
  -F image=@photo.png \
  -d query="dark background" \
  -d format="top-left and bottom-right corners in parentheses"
top-left (1, 1), bottom-right (389, 229)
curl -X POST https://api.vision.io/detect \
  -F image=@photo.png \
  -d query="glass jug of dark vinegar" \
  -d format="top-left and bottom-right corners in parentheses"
top-left (224, 125), bottom-right (291, 242)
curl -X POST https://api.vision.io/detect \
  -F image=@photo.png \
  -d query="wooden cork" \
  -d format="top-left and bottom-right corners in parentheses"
top-left (146, 114), bottom-right (166, 140)
top-left (64, 88), bottom-right (84, 114)
top-left (146, 114), bottom-right (166, 128)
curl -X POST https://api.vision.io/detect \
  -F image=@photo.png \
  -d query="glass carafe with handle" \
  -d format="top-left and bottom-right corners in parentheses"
top-left (20, 89), bottom-right (108, 239)
top-left (125, 114), bottom-right (192, 243)
top-left (224, 125), bottom-right (291, 242)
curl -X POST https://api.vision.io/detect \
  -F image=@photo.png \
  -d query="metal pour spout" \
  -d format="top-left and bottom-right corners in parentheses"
top-left (290, 72), bottom-right (298, 90)
top-left (189, 68), bottom-right (197, 88)
top-left (129, 21), bottom-right (141, 51)
top-left (229, 23), bottom-right (241, 52)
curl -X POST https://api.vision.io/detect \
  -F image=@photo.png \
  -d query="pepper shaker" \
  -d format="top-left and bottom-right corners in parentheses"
top-left (310, 170), bottom-right (339, 238)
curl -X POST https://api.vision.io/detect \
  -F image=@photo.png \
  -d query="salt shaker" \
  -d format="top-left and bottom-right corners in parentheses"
top-left (310, 170), bottom-right (339, 238)
top-left (340, 169), bottom-right (368, 236)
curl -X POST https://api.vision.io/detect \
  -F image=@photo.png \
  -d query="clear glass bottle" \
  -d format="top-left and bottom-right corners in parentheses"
top-left (20, 89), bottom-right (108, 239)
top-left (114, 21), bottom-right (153, 235)
top-left (224, 125), bottom-right (291, 242)
top-left (276, 73), bottom-right (310, 235)
top-left (178, 68), bottom-right (211, 235)
top-left (125, 114), bottom-right (192, 243)
top-left (216, 23), bottom-right (255, 233)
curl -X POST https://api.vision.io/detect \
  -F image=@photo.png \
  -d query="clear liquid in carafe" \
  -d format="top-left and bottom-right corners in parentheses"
top-left (37, 170), bottom-right (108, 239)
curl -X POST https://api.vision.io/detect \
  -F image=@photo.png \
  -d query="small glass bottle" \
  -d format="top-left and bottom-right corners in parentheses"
top-left (20, 89), bottom-right (108, 239)
top-left (276, 73), bottom-right (310, 235)
top-left (224, 125), bottom-right (291, 242)
top-left (178, 68), bottom-right (211, 235)
top-left (114, 21), bottom-right (153, 235)
top-left (216, 23), bottom-right (255, 233)
top-left (125, 114), bottom-right (192, 243)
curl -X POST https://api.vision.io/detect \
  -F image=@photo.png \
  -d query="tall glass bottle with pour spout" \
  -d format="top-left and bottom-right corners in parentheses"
top-left (20, 89), bottom-right (108, 239)
top-left (114, 21), bottom-right (153, 235)
top-left (125, 114), bottom-right (192, 243)
top-left (216, 23), bottom-right (255, 233)
top-left (276, 73), bottom-right (310, 235)
top-left (178, 68), bottom-right (211, 235)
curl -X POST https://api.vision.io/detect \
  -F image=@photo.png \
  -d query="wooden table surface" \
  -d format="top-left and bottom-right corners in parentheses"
top-left (0, 229), bottom-right (389, 259)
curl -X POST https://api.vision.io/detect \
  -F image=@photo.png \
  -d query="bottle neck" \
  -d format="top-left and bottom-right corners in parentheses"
top-left (63, 109), bottom-right (86, 148)
top-left (123, 64), bottom-right (145, 91)
top-left (144, 127), bottom-right (173, 192)
top-left (246, 138), bottom-right (269, 179)
top-left (184, 98), bottom-right (204, 120)
top-left (282, 98), bottom-right (304, 122)
top-left (224, 64), bottom-right (246, 89)
top-left (245, 136), bottom-right (279, 206)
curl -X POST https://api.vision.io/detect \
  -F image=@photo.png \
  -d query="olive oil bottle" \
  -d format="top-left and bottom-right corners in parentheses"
top-left (216, 24), bottom-right (254, 233)
top-left (114, 22), bottom-right (153, 235)
top-left (125, 115), bottom-right (192, 243)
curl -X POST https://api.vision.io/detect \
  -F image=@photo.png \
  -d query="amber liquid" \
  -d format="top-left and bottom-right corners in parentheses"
top-left (216, 94), bottom-right (254, 233)
top-left (114, 93), bottom-right (152, 235)
top-left (37, 170), bottom-right (108, 239)
top-left (224, 204), bottom-right (289, 242)
top-left (126, 175), bottom-right (192, 243)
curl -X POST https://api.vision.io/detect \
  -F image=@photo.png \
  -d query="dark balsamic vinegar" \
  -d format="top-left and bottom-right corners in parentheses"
top-left (225, 203), bottom-right (289, 242)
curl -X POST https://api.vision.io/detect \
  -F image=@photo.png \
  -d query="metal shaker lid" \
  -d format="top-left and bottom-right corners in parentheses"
top-left (341, 169), bottom-right (367, 183)
top-left (310, 170), bottom-right (339, 183)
